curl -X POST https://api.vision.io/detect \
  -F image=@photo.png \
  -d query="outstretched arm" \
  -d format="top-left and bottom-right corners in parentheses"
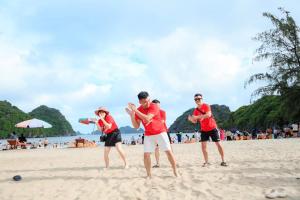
top-left (126, 107), bottom-right (141, 129)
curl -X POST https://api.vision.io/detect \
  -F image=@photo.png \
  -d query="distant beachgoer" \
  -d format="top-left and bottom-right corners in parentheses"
top-left (43, 138), bottom-right (49, 148)
top-left (131, 136), bottom-right (136, 145)
top-left (185, 134), bottom-right (190, 141)
top-left (9, 131), bottom-right (18, 139)
top-left (94, 107), bottom-right (128, 169)
top-left (188, 93), bottom-right (227, 167)
top-left (18, 134), bottom-right (27, 143)
top-left (219, 129), bottom-right (225, 141)
top-left (176, 132), bottom-right (182, 143)
top-left (225, 130), bottom-right (232, 141)
top-left (126, 91), bottom-right (178, 178)
top-left (38, 140), bottom-right (43, 148)
top-left (251, 129), bottom-right (258, 139)
top-left (151, 99), bottom-right (173, 168)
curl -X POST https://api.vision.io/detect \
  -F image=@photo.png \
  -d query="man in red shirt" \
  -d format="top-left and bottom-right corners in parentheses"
top-left (151, 99), bottom-right (173, 168)
top-left (188, 93), bottom-right (227, 167)
top-left (126, 91), bottom-right (178, 178)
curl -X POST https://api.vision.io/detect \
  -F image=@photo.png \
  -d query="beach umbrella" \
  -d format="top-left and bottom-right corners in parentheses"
top-left (15, 118), bottom-right (52, 128)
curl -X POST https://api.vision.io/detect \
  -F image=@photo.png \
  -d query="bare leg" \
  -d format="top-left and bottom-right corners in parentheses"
top-left (154, 146), bottom-right (160, 167)
top-left (144, 153), bottom-right (152, 178)
top-left (115, 142), bottom-right (128, 167)
top-left (104, 147), bottom-right (111, 168)
top-left (215, 142), bottom-right (225, 162)
top-left (165, 150), bottom-right (178, 177)
top-left (201, 142), bottom-right (209, 163)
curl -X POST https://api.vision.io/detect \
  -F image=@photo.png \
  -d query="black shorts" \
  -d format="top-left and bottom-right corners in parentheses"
top-left (201, 129), bottom-right (220, 142)
top-left (105, 129), bottom-right (122, 147)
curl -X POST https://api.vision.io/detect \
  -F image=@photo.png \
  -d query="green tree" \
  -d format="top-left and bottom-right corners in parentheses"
top-left (246, 8), bottom-right (300, 121)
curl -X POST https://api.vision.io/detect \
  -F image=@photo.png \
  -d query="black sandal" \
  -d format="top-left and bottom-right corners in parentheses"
top-left (220, 162), bottom-right (228, 167)
top-left (152, 164), bottom-right (160, 168)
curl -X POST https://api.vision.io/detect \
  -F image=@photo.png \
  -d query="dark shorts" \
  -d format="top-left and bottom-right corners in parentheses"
top-left (201, 129), bottom-right (220, 142)
top-left (105, 129), bottom-right (122, 147)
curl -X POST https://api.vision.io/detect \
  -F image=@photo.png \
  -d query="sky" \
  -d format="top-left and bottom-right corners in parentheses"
top-left (0, 0), bottom-right (299, 133)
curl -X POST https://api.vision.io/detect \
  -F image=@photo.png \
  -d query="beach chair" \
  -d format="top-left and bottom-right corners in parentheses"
top-left (75, 138), bottom-right (86, 148)
top-left (7, 139), bottom-right (21, 149)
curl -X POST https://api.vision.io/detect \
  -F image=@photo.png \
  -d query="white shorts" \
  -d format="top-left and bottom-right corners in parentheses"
top-left (144, 132), bottom-right (171, 153)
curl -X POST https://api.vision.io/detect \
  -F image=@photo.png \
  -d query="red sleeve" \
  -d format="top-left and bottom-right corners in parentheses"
top-left (203, 104), bottom-right (211, 113)
top-left (193, 109), bottom-right (199, 116)
top-left (105, 115), bottom-right (114, 124)
top-left (160, 110), bottom-right (166, 121)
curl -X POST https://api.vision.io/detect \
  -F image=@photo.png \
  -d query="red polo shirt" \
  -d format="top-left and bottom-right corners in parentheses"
top-left (98, 115), bottom-right (118, 134)
top-left (135, 103), bottom-right (165, 136)
top-left (193, 103), bottom-right (217, 132)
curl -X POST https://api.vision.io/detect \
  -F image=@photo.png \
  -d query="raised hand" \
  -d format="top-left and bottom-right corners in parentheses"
top-left (125, 107), bottom-right (133, 115)
top-left (128, 103), bottom-right (137, 111)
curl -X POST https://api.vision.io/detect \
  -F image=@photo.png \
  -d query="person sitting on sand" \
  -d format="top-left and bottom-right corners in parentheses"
top-left (93, 107), bottom-right (128, 169)
top-left (43, 138), bottom-right (49, 148)
top-left (188, 93), bottom-right (227, 167)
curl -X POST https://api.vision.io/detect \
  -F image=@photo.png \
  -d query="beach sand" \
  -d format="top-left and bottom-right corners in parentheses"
top-left (0, 139), bottom-right (299, 200)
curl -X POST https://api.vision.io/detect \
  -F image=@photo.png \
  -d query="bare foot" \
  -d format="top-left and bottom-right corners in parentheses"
top-left (173, 169), bottom-right (179, 177)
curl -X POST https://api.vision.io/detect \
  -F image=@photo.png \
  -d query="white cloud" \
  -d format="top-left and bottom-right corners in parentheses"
top-left (0, 23), bottom-right (265, 132)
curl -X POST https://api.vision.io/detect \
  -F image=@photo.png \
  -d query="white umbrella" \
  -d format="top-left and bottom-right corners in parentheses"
top-left (15, 118), bottom-right (52, 128)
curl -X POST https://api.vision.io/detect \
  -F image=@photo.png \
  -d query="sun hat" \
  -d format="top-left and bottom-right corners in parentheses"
top-left (94, 107), bottom-right (109, 115)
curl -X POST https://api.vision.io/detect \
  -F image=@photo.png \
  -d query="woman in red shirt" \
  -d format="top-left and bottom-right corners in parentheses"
top-left (94, 107), bottom-right (128, 169)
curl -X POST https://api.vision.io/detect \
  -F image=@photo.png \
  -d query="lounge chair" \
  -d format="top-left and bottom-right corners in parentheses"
top-left (75, 138), bottom-right (86, 148)
top-left (7, 139), bottom-right (26, 149)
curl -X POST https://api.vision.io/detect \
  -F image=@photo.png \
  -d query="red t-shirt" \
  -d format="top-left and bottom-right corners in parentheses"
top-left (135, 103), bottom-right (166, 136)
top-left (97, 115), bottom-right (118, 134)
top-left (193, 103), bottom-right (217, 132)
top-left (160, 109), bottom-right (168, 132)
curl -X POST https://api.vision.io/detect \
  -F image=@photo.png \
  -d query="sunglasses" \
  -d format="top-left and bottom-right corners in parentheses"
top-left (194, 98), bottom-right (202, 101)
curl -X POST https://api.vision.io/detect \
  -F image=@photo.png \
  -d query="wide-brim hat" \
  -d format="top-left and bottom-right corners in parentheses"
top-left (94, 107), bottom-right (109, 115)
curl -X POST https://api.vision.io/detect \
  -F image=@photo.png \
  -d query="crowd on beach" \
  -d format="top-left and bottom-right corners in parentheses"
top-left (122, 124), bottom-right (300, 145)
top-left (1, 124), bottom-right (299, 150)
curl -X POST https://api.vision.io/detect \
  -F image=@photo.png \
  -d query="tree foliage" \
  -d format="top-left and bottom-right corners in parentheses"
top-left (0, 101), bottom-right (74, 138)
top-left (246, 8), bottom-right (300, 121)
top-left (224, 96), bottom-right (285, 130)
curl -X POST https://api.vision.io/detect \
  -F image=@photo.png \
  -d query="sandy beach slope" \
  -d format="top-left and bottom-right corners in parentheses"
top-left (0, 139), bottom-right (299, 200)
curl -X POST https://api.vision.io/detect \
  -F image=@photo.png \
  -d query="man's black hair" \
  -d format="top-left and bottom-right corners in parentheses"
top-left (194, 93), bottom-right (202, 97)
top-left (152, 99), bottom-right (160, 104)
top-left (137, 91), bottom-right (149, 100)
